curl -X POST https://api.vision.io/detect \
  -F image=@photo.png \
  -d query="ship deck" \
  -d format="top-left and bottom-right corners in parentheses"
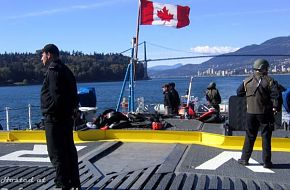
top-left (1, 118), bottom-right (290, 189)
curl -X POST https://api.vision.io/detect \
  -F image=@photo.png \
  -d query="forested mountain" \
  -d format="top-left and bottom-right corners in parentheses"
top-left (2, 36), bottom-right (289, 83)
top-left (200, 36), bottom-right (290, 73)
top-left (0, 51), bottom-right (145, 85)
top-left (149, 36), bottom-right (290, 77)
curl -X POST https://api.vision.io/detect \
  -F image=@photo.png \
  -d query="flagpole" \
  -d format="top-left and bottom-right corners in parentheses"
top-left (134, 0), bottom-right (141, 74)
top-left (134, 0), bottom-right (141, 80)
top-left (129, 0), bottom-right (141, 112)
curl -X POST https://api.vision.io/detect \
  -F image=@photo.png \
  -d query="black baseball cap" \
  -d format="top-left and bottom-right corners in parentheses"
top-left (162, 83), bottom-right (170, 88)
top-left (42, 44), bottom-right (59, 56)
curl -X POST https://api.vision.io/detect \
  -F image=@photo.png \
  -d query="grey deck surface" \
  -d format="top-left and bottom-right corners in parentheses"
top-left (1, 141), bottom-right (290, 189)
top-left (1, 119), bottom-right (290, 189)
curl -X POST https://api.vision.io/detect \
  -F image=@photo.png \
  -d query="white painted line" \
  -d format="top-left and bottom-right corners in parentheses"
top-left (195, 151), bottom-right (274, 173)
top-left (0, 145), bottom-right (86, 162)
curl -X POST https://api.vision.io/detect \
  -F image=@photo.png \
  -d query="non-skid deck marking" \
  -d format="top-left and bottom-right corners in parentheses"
top-left (156, 144), bottom-right (187, 174)
top-left (195, 151), bottom-right (274, 173)
top-left (0, 145), bottom-right (86, 162)
top-left (168, 173), bottom-right (185, 190)
top-left (156, 173), bottom-right (174, 190)
top-left (117, 169), bottom-right (143, 189)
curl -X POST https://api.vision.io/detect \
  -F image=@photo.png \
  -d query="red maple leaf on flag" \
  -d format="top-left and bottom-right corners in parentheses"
top-left (157, 6), bottom-right (173, 22)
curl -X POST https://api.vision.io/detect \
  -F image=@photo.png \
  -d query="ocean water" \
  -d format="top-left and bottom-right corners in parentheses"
top-left (0, 75), bottom-right (289, 130)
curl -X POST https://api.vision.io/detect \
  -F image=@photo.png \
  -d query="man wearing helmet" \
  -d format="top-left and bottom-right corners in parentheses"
top-left (236, 58), bottom-right (279, 168)
top-left (205, 82), bottom-right (221, 112)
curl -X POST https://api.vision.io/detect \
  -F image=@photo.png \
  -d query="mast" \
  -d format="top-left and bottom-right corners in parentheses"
top-left (143, 41), bottom-right (148, 79)
top-left (134, 0), bottom-right (141, 68)
top-left (117, 0), bottom-right (141, 112)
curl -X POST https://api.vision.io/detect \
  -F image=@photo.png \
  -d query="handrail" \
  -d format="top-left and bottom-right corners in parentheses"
top-left (0, 104), bottom-right (41, 131)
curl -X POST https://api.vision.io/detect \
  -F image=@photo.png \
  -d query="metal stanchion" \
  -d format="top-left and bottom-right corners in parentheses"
top-left (5, 107), bottom-right (9, 131)
top-left (28, 104), bottom-right (32, 130)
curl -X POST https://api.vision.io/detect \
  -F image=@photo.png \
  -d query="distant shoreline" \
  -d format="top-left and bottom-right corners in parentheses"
top-left (0, 73), bottom-right (289, 87)
top-left (149, 72), bottom-right (290, 79)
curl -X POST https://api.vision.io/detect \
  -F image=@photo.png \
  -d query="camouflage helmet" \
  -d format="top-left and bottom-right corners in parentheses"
top-left (207, 82), bottom-right (216, 89)
top-left (253, 59), bottom-right (269, 71)
top-left (169, 82), bottom-right (175, 88)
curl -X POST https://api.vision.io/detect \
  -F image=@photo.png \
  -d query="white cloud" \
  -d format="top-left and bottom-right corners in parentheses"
top-left (190, 46), bottom-right (239, 54)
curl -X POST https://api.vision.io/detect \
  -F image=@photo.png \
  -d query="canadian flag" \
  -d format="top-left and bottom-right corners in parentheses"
top-left (141, 0), bottom-right (190, 29)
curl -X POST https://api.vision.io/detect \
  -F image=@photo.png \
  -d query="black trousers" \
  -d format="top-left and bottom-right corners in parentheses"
top-left (44, 115), bottom-right (81, 189)
top-left (241, 113), bottom-right (273, 164)
top-left (164, 106), bottom-right (173, 115)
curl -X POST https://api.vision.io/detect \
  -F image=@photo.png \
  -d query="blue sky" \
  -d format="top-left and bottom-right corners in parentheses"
top-left (0, 0), bottom-right (289, 67)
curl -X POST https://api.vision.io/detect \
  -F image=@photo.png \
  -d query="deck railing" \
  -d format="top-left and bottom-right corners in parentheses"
top-left (0, 105), bottom-right (41, 131)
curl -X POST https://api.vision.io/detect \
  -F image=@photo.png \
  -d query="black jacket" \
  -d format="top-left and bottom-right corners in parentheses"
top-left (41, 59), bottom-right (79, 118)
top-left (170, 88), bottom-right (180, 108)
top-left (164, 91), bottom-right (174, 108)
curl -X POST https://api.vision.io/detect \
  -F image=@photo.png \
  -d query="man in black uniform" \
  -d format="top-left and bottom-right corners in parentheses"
top-left (236, 59), bottom-right (279, 168)
top-left (169, 82), bottom-right (180, 115)
top-left (40, 44), bottom-right (81, 188)
top-left (162, 83), bottom-right (174, 115)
